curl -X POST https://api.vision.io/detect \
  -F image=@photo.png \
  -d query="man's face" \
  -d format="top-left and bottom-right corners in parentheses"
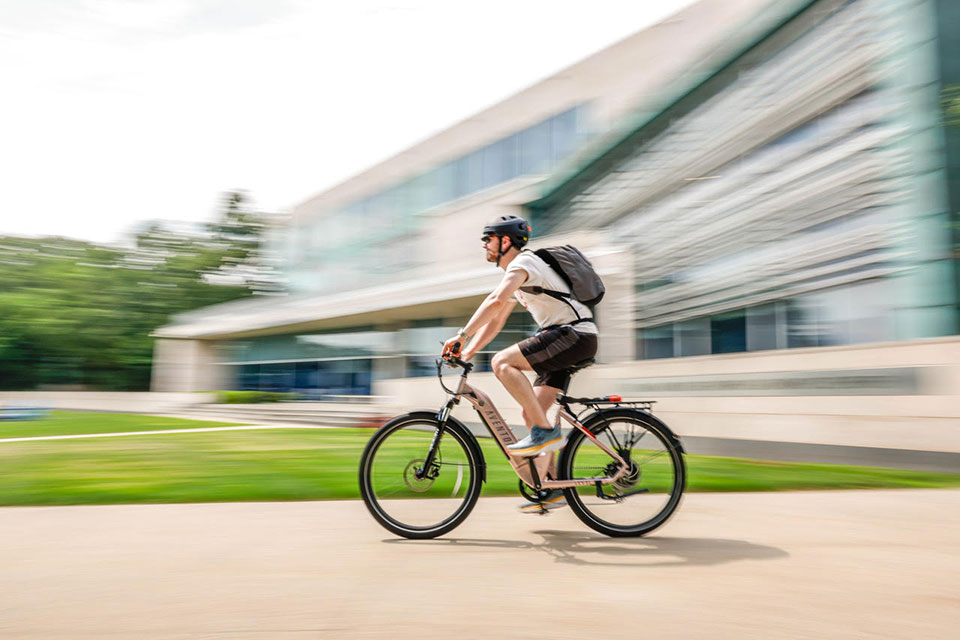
top-left (482, 235), bottom-right (502, 263)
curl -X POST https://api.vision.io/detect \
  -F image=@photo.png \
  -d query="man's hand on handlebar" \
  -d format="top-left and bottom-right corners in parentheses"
top-left (441, 335), bottom-right (465, 358)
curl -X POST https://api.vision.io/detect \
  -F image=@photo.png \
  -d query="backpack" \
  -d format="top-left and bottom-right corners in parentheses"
top-left (518, 246), bottom-right (605, 320)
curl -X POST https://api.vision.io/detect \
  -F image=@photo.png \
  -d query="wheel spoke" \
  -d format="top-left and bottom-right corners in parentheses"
top-left (604, 426), bottom-right (624, 452)
top-left (626, 426), bottom-right (646, 450)
top-left (637, 448), bottom-right (668, 465)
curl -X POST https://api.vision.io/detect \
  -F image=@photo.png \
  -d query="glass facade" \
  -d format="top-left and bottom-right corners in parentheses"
top-left (235, 360), bottom-right (374, 397)
top-left (286, 105), bottom-right (590, 294)
top-left (218, 327), bottom-right (395, 397)
top-left (537, 0), bottom-right (957, 358)
top-left (218, 312), bottom-right (538, 395)
top-left (400, 313), bottom-right (537, 377)
top-left (640, 279), bottom-right (895, 359)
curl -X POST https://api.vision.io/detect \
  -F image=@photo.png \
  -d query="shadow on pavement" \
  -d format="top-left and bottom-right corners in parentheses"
top-left (384, 530), bottom-right (788, 567)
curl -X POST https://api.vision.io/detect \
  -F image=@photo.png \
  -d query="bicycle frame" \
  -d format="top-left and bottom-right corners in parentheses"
top-left (433, 362), bottom-right (629, 492)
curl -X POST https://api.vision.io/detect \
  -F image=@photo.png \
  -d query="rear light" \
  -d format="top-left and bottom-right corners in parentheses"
top-left (607, 395), bottom-right (622, 402)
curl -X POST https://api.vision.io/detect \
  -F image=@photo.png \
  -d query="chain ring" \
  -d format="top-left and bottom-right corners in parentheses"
top-left (518, 479), bottom-right (541, 503)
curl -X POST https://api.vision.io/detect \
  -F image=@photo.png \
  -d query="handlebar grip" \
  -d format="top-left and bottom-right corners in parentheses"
top-left (439, 354), bottom-right (473, 373)
top-left (452, 341), bottom-right (462, 355)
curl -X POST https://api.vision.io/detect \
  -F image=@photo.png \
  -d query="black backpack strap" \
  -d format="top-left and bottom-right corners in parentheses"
top-left (518, 285), bottom-right (582, 321)
top-left (538, 318), bottom-right (594, 333)
top-left (533, 249), bottom-right (575, 291)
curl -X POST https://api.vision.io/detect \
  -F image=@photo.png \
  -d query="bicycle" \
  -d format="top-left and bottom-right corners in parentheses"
top-left (358, 353), bottom-right (685, 539)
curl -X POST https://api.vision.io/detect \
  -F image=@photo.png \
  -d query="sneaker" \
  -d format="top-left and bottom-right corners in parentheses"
top-left (506, 425), bottom-right (563, 457)
top-left (519, 489), bottom-right (567, 514)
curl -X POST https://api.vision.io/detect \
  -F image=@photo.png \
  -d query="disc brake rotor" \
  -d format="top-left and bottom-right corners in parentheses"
top-left (404, 459), bottom-right (436, 493)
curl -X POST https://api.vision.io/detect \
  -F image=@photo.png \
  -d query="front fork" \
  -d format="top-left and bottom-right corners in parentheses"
top-left (415, 397), bottom-right (457, 480)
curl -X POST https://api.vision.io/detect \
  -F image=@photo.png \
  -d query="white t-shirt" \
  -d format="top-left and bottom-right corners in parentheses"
top-left (506, 251), bottom-right (598, 334)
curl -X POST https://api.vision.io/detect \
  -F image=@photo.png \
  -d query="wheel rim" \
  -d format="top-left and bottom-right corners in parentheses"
top-left (565, 417), bottom-right (682, 532)
top-left (364, 420), bottom-right (476, 532)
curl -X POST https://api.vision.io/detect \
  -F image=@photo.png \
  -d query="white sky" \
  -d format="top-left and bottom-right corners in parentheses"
top-left (0, 0), bottom-right (698, 245)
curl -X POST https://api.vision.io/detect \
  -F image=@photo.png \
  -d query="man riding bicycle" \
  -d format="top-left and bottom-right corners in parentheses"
top-left (442, 214), bottom-right (598, 511)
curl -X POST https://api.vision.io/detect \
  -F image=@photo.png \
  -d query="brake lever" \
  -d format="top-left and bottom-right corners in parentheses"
top-left (437, 354), bottom-right (473, 372)
top-left (436, 340), bottom-right (473, 372)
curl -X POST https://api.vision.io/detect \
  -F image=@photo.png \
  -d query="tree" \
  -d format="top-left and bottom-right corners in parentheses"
top-left (0, 191), bottom-right (285, 390)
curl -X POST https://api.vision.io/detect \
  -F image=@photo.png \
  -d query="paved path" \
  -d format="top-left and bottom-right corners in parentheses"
top-left (1, 490), bottom-right (957, 639)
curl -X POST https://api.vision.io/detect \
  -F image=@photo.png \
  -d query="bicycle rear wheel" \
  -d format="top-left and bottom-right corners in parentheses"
top-left (359, 413), bottom-right (482, 539)
top-left (560, 409), bottom-right (685, 537)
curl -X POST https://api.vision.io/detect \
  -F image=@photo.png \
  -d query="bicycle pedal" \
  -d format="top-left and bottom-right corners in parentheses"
top-left (519, 504), bottom-right (551, 515)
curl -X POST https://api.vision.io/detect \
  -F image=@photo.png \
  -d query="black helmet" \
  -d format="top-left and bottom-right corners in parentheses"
top-left (482, 214), bottom-right (530, 249)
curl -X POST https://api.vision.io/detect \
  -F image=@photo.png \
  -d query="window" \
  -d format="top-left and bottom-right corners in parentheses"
top-left (220, 328), bottom-right (393, 363)
top-left (746, 304), bottom-right (780, 351)
top-left (642, 325), bottom-right (674, 359)
top-left (483, 136), bottom-right (516, 188)
top-left (786, 296), bottom-right (822, 348)
top-left (677, 318), bottom-right (710, 356)
top-left (432, 162), bottom-right (457, 206)
top-left (814, 287), bottom-right (852, 346)
top-left (845, 280), bottom-right (893, 344)
top-left (238, 364), bottom-right (260, 390)
top-left (406, 173), bottom-right (435, 217)
top-left (551, 108), bottom-right (580, 164)
top-left (462, 149), bottom-right (485, 195)
top-left (400, 313), bottom-right (535, 376)
top-left (294, 361), bottom-right (318, 390)
top-left (230, 359), bottom-right (374, 396)
top-left (638, 281), bottom-right (896, 360)
top-left (711, 311), bottom-right (746, 353)
top-left (521, 119), bottom-right (553, 174)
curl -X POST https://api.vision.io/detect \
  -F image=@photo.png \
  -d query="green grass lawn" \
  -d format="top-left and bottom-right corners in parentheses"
top-left (0, 412), bottom-right (958, 506)
top-left (0, 411), bottom-right (245, 439)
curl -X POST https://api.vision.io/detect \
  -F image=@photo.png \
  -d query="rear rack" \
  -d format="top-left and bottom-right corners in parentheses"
top-left (561, 395), bottom-right (656, 412)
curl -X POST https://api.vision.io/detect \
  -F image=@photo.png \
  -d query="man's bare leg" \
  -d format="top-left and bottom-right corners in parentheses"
top-left (527, 385), bottom-right (561, 479)
top-left (522, 385), bottom-right (558, 430)
top-left (521, 384), bottom-right (568, 510)
top-left (490, 344), bottom-right (549, 428)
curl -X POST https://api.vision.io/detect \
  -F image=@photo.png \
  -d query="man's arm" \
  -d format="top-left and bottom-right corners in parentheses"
top-left (461, 298), bottom-right (517, 361)
top-left (442, 268), bottom-right (527, 357)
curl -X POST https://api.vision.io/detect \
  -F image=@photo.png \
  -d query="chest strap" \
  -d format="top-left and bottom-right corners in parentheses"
top-left (519, 285), bottom-right (584, 321)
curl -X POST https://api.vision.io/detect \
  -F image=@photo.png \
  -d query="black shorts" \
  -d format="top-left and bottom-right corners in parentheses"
top-left (517, 325), bottom-right (598, 390)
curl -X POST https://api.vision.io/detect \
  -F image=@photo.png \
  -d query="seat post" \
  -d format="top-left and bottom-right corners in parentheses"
top-left (559, 357), bottom-right (594, 397)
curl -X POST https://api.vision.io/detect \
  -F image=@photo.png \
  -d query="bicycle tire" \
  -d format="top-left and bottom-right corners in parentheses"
top-left (359, 412), bottom-right (483, 539)
top-left (559, 408), bottom-right (685, 537)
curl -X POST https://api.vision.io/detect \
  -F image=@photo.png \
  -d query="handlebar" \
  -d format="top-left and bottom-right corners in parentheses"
top-left (438, 353), bottom-right (473, 373)
top-left (436, 354), bottom-right (473, 396)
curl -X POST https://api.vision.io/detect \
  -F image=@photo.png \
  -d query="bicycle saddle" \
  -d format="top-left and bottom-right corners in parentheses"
top-left (563, 357), bottom-right (595, 374)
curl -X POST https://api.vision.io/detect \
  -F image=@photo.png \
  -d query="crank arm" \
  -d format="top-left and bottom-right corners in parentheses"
top-left (594, 482), bottom-right (649, 501)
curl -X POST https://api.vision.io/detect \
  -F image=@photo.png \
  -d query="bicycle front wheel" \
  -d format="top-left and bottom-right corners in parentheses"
top-left (560, 409), bottom-right (685, 537)
top-left (359, 413), bottom-right (482, 539)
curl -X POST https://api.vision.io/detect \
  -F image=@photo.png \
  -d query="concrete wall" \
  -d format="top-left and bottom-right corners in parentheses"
top-left (375, 336), bottom-right (960, 455)
top-left (151, 339), bottom-right (228, 392)
top-left (0, 391), bottom-right (213, 414)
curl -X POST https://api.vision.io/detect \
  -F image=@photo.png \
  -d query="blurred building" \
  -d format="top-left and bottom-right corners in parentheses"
top-left (153, 0), bottom-right (960, 463)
